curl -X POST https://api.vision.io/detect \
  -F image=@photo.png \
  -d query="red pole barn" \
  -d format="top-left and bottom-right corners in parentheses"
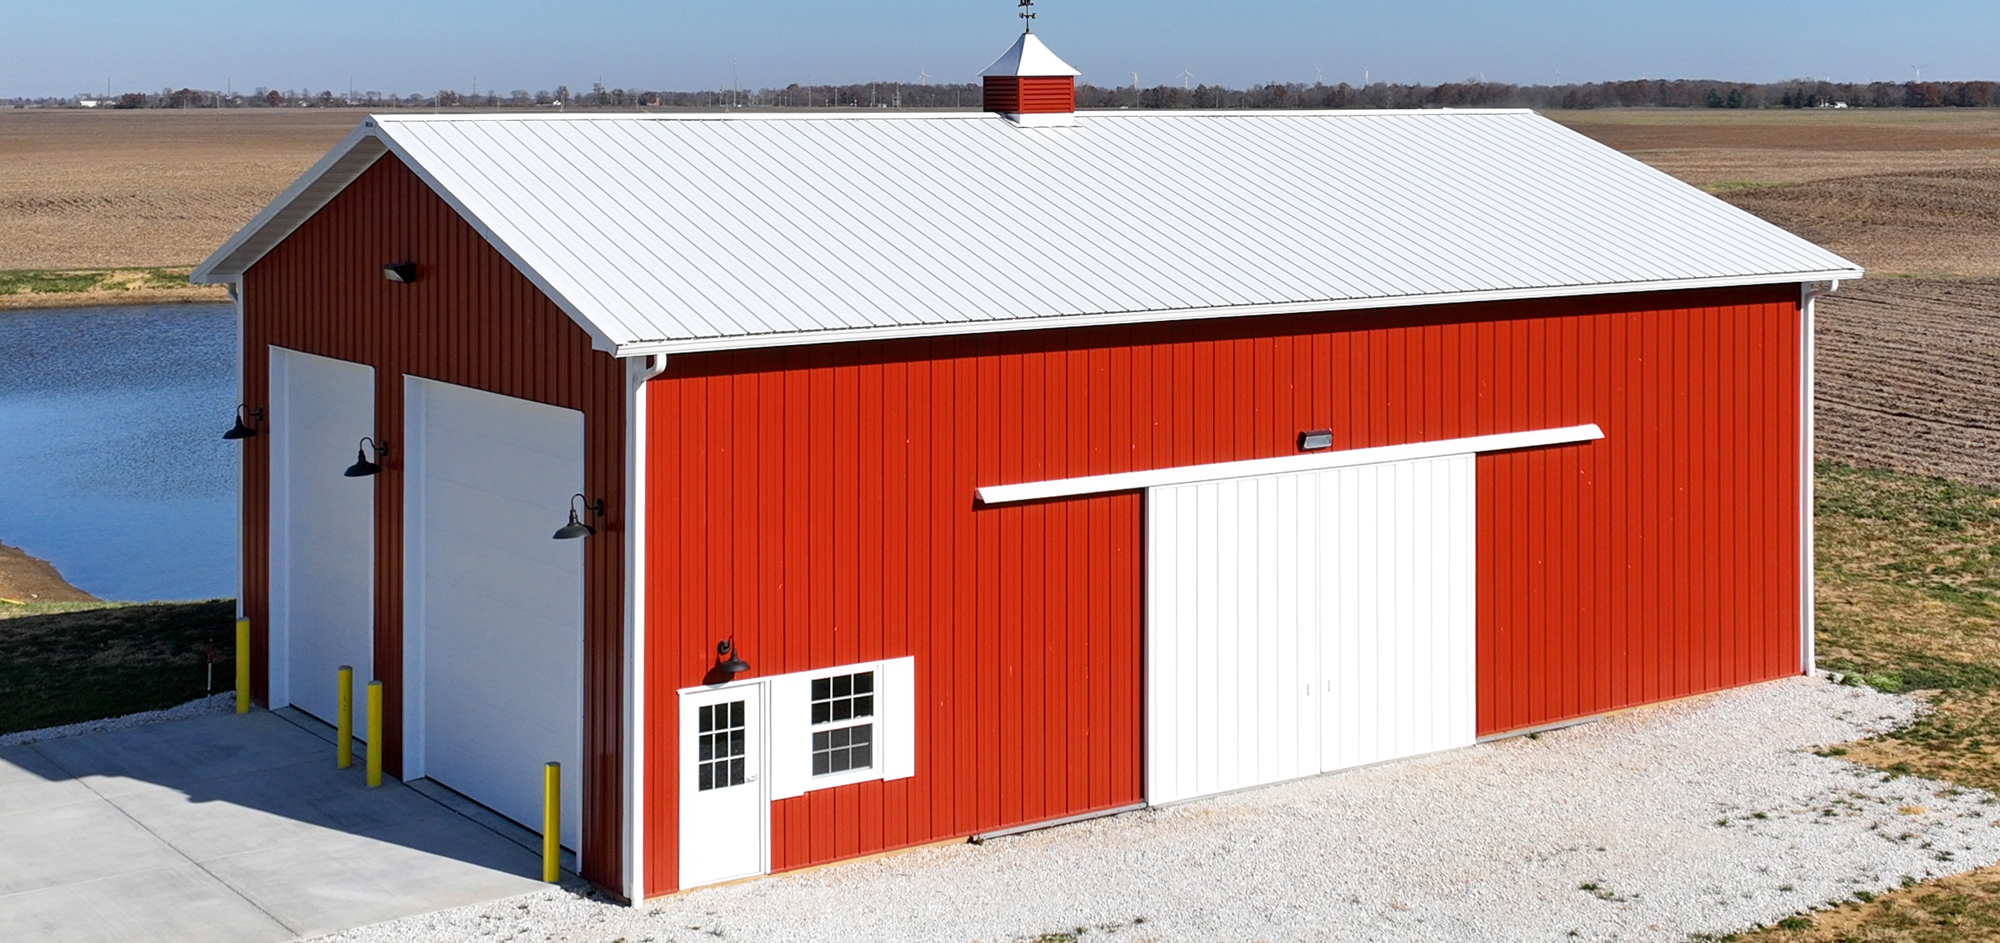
top-left (194, 30), bottom-right (1862, 902)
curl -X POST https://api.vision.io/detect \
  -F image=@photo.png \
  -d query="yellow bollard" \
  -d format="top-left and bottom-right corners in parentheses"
top-left (543, 762), bottom-right (560, 883)
top-left (365, 680), bottom-right (383, 788)
top-left (335, 666), bottom-right (353, 769)
top-left (234, 618), bottom-right (251, 714)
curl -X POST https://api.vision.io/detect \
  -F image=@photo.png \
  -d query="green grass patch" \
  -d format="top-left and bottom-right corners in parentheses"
top-left (0, 599), bottom-right (236, 735)
top-left (0, 267), bottom-right (197, 296)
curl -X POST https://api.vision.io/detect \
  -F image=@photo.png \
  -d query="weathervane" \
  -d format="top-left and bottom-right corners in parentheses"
top-left (1018, 0), bottom-right (1035, 33)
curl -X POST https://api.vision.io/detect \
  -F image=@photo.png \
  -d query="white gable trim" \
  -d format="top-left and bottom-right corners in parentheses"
top-left (976, 424), bottom-right (1604, 504)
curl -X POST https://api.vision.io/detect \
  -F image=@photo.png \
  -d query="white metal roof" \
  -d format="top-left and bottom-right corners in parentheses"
top-left (194, 109), bottom-right (1861, 356)
top-left (981, 33), bottom-right (1083, 77)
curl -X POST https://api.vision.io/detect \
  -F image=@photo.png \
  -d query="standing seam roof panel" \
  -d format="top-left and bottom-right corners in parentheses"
top-left (225, 110), bottom-right (1861, 348)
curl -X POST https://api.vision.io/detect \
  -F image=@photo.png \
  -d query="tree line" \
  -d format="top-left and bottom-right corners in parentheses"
top-left (11, 77), bottom-right (1999, 111)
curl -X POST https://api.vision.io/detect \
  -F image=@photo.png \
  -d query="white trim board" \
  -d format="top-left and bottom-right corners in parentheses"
top-left (976, 424), bottom-right (1604, 504)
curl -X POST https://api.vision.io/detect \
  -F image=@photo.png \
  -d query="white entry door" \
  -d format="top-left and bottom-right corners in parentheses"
top-left (680, 684), bottom-right (767, 888)
top-left (402, 377), bottom-right (583, 850)
top-left (1146, 453), bottom-right (1475, 805)
top-left (267, 347), bottom-right (375, 724)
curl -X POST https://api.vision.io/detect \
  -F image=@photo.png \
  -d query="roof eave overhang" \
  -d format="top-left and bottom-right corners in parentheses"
top-left (191, 117), bottom-right (621, 355)
top-left (191, 124), bottom-right (387, 285)
top-left (612, 268), bottom-right (1863, 358)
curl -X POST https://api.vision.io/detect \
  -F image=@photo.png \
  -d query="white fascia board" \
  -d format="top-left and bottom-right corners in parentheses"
top-left (191, 125), bottom-right (386, 283)
top-left (976, 424), bottom-right (1604, 504)
top-left (611, 270), bottom-right (1863, 358)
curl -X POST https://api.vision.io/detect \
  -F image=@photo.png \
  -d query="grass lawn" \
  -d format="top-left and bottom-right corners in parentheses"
top-left (0, 598), bottom-right (236, 735)
top-left (1726, 463), bottom-right (2000, 941)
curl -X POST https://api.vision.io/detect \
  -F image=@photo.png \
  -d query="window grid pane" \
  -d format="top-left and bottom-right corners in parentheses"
top-left (809, 671), bottom-right (876, 777)
top-left (696, 698), bottom-right (748, 792)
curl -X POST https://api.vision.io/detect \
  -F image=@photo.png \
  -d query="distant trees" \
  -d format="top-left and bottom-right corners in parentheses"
top-left (34, 74), bottom-right (2000, 112)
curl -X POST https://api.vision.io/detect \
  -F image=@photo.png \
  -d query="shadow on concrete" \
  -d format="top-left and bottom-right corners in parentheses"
top-left (0, 707), bottom-right (593, 943)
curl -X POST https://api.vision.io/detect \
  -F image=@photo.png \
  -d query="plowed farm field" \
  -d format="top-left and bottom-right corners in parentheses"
top-left (0, 109), bottom-right (355, 270)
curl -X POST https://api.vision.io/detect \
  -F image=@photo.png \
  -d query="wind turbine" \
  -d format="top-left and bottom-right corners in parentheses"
top-left (1315, 66), bottom-right (1324, 86)
top-left (918, 69), bottom-right (931, 87)
top-left (1181, 66), bottom-right (1195, 90)
top-left (1911, 63), bottom-right (1927, 82)
top-left (1130, 71), bottom-right (1140, 106)
top-left (1361, 66), bottom-right (1371, 86)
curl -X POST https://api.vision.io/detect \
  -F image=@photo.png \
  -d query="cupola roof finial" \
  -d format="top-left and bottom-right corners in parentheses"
top-left (1018, 0), bottom-right (1035, 33)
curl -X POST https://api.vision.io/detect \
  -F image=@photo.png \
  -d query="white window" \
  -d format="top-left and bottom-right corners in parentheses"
top-left (810, 671), bottom-right (874, 776)
top-left (767, 656), bottom-right (915, 799)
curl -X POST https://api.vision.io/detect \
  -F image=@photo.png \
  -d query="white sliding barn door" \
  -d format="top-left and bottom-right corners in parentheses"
top-left (403, 377), bottom-right (584, 849)
top-left (1145, 454), bottom-right (1475, 806)
top-left (267, 347), bottom-right (375, 723)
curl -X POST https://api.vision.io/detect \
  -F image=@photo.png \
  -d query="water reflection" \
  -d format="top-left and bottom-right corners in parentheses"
top-left (0, 303), bottom-right (237, 601)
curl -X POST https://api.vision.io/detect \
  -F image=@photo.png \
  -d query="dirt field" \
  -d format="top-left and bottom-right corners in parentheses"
top-left (0, 109), bottom-right (356, 270)
top-left (1814, 279), bottom-right (2000, 489)
top-left (1553, 110), bottom-right (2000, 278)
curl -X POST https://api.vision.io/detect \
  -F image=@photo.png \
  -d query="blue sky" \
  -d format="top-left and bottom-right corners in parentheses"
top-left (4, 0), bottom-right (1995, 99)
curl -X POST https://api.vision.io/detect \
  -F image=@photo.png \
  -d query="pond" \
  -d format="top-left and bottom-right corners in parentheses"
top-left (0, 303), bottom-right (238, 602)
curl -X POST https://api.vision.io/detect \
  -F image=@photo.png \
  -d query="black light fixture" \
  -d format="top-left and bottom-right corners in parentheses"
top-left (222, 405), bottom-right (263, 440)
top-left (1297, 428), bottom-right (1334, 451)
top-left (344, 437), bottom-right (388, 477)
top-left (382, 262), bottom-right (418, 284)
top-left (553, 493), bottom-right (605, 539)
top-left (716, 637), bottom-right (750, 676)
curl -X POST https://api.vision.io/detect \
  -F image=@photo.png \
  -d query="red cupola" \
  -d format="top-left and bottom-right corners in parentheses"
top-left (981, 30), bottom-right (1081, 127)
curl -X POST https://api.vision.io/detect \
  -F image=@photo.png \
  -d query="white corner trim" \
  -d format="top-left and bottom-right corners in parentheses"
top-left (622, 353), bottom-right (667, 903)
top-left (976, 424), bottom-right (1605, 504)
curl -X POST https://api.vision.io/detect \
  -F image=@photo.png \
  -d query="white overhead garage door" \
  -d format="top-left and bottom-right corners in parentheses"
top-left (1146, 453), bottom-right (1475, 805)
top-left (267, 347), bottom-right (375, 725)
top-left (402, 377), bottom-right (584, 850)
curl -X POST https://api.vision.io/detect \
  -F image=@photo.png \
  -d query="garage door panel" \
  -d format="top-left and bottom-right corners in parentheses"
top-left (406, 377), bottom-right (584, 850)
top-left (268, 347), bottom-right (375, 723)
top-left (1147, 454), bottom-right (1475, 806)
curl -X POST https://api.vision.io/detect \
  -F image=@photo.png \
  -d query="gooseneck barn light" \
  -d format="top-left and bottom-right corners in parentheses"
top-left (716, 637), bottom-right (750, 677)
top-left (222, 405), bottom-right (263, 440)
top-left (344, 437), bottom-right (388, 477)
top-left (553, 493), bottom-right (605, 539)
top-left (382, 262), bottom-right (418, 284)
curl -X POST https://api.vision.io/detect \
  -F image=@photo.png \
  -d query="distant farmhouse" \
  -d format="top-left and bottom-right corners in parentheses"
top-left (197, 24), bottom-right (1860, 901)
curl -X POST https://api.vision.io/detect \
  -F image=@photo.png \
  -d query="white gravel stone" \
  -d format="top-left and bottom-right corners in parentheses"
top-left (0, 692), bottom-right (234, 748)
top-left (312, 674), bottom-right (2000, 943)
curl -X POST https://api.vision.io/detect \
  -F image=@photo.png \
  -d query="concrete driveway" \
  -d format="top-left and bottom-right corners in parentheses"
top-left (0, 708), bottom-right (549, 942)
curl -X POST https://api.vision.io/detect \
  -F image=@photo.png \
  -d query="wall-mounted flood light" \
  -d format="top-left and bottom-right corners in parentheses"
top-left (553, 493), bottom-right (604, 539)
top-left (222, 405), bottom-right (263, 440)
top-left (382, 262), bottom-right (418, 284)
top-left (1298, 429), bottom-right (1334, 451)
top-left (716, 637), bottom-right (750, 677)
top-left (344, 437), bottom-right (388, 477)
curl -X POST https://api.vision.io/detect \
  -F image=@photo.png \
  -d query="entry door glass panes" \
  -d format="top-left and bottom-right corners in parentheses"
top-left (698, 700), bottom-right (748, 791)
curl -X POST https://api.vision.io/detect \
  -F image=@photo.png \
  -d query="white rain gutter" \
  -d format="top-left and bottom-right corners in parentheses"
top-left (622, 352), bottom-right (668, 903)
top-left (1800, 280), bottom-right (1838, 674)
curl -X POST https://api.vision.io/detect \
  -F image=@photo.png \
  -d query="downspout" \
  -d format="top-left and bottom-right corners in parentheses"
top-left (622, 352), bottom-right (667, 903)
top-left (1800, 280), bottom-right (1837, 675)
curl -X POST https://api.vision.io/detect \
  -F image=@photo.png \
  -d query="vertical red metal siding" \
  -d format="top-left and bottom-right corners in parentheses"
top-left (642, 285), bottom-right (1802, 896)
top-left (239, 155), bottom-right (628, 891)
